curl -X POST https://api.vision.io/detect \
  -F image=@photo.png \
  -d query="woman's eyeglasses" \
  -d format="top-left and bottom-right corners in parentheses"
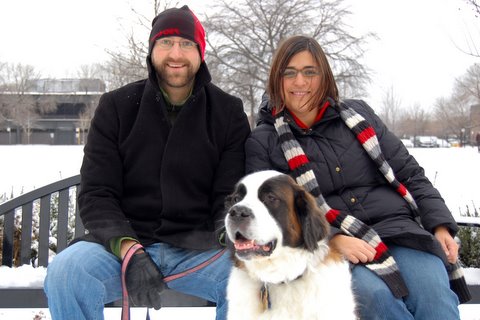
top-left (282, 67), bottom-right (320, 79)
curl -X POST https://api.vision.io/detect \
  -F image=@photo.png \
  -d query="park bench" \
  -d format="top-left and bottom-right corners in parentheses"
top-left (0, 174), bottom-right (214, 308)
top-left (0, 175), bottom-right (479, 308)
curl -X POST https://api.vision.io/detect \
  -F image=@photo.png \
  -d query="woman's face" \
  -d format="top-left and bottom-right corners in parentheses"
top-left (282, 50), bottom-right (321, 116)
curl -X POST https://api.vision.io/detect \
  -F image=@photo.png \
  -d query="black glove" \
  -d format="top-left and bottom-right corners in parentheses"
top-left (125, 251), bottom-right (167, 310)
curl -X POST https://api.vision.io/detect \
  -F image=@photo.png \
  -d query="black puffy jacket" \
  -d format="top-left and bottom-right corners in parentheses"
top-left (245, 98), bottom-right (458, 262)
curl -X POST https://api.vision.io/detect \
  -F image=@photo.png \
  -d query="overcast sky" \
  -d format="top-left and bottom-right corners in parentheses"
top-left (0, 0), bottom-right (478, 111)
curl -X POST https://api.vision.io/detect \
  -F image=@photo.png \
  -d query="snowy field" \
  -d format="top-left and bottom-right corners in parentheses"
top-left (0, 307), bottom-right (217, 320)
top-left (1, 145), bottom-right (479, 218)
top-left (0, 145), bottom-right (479, 319)
top-left (0, 306), bottom-right (477, 320)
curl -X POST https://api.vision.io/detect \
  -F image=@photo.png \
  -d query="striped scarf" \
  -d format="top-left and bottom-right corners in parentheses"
top-left (273, 100), bottom-right (471, 302)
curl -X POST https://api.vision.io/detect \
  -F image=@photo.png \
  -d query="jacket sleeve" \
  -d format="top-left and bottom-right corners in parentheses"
top-left (211, 100), bottom-right (251, 237)
top-left (354, 100), bottom-right (458, 235)
top-left (78, 92), bottom-right (138, 250)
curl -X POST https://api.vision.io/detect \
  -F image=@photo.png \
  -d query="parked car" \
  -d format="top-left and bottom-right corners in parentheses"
top-left (448, 139), bottom-right (461, 147)
top-left (436, 139), bottom-right (451, 148)
top-left (400, 139), bottom-right (414, 148)
top-left (414, 136), bottom-right (438, 148)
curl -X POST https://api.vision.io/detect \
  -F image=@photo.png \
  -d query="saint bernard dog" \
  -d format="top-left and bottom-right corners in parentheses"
top-left (224, 170), bottom-right (356, 320)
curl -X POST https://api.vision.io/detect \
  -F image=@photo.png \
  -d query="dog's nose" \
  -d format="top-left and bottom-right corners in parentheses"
top-left (228, 205), bottom-right (254, 221)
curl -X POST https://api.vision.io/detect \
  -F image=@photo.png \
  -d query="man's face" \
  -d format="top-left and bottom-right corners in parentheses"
top-left (151, 36), bottom-right (201, 90)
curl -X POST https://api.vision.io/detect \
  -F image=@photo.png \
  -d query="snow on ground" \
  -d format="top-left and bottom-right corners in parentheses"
top-left (0, 303), bottom-right (478, 320)
top-left (0, 145), bottom-right (84, 199)
top-left (1, 145), bottom-right (479, 217)
top-left (0, 307), bottom-right (217, 320)
top-left (410, 147), bottom-right (480, 218)
top-left (0, 145), bottom-right (479, 319)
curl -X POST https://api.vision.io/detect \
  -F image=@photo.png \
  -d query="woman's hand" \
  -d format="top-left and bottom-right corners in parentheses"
top-left (329, 234), bottom-right (377, 264)
top-left (434, 226), bottom-right (459, 264)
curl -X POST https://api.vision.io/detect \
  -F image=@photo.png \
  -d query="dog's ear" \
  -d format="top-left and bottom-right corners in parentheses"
top-left (294, 188), bottom-right (330, 251)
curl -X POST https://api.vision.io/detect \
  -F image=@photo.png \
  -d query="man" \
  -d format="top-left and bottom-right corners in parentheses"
top-left (44, 6), bottom-right (250, 320)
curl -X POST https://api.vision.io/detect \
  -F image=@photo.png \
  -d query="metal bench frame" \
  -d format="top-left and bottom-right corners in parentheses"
top-left (0, 175), bottom-right (213, 308)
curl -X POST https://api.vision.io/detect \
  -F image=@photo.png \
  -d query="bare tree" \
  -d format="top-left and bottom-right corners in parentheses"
top-left (379, 86), bottom-right (403, 135)
top-left (76, 64), bottom-right (104, 80)
top-left (434, 94), bottom-right (471, 140)
top-left (103, 0), bottom-right (179, 90)
top-left (454, 63), bottom-right (480, 105)
top-left (434, 97), bottom-right (458, 139)
top-left (0, 63), bottom-right (41, 143)
top-left (403, 103), bottom-right (430, 140)
top-left (77, 98), bottom-right (99, 144)
top-left (466, 0), bottom-right (480, 17)
top-left (37, 95), bottom-right (57, 115)
top-left (203, 0), bottom-right (374, 125)
top-left (0, 61), bottom-right (7, 85)
top-left (453, 0), bottom-right (480, 57)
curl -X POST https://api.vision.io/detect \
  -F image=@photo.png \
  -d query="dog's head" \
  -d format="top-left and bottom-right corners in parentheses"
top-left (224, 170), bottom-right (330, 263)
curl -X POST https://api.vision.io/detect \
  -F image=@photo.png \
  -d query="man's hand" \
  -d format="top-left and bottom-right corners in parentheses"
top-left (125, 250), bottom-right (166, 310)
top-left (329, 234), bottom-right (377, 264)
top-left (434, 226), bottom-right (459, 264)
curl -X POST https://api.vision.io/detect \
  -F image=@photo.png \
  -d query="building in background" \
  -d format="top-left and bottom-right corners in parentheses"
top-left (0, 79), bottom-right (105, 145)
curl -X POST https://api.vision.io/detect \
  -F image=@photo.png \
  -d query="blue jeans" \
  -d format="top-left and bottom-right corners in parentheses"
top-left (44, 241), bottom-right (231, 320)
top-left (352, 245), bottom-right (460, 320)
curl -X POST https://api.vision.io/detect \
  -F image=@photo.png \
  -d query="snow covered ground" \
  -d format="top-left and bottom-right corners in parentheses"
top-left (1, 145), bottom-right (479, 218)
top-left (0, 145), bottom-right (479, 319)
top-left (0, 307), bottom-right (217, 320)
top-left (1, 305), bottom-right (477, 320)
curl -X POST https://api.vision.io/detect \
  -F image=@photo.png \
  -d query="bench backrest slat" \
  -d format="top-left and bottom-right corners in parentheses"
top-left (38, 195), bottom-right (52, 267)
top-left (20, 203), bottom-right (33, 265)
top-left (74, 185), bottom-right (84, 238)
top-left (0, 175), bottom-right (81, 267)
top-left (56, 189), bottom-right (70, 253)
top-left (1, 209), bottom-right (15, 267)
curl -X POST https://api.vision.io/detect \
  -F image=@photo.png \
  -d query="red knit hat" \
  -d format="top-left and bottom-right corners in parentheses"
top-left (149, 5), bottom-right (206, 61)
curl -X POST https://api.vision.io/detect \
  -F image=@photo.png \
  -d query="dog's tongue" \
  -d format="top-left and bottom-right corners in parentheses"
top-left (234, 239), bottom-right (256, 250)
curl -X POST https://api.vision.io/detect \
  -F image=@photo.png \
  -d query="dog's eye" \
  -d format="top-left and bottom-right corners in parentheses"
top-left (263, 193), bottom-right (279, 205)
top-left (226, 194), bottom-right (242, 205)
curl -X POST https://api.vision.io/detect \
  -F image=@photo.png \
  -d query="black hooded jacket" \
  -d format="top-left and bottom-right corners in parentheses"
top-left (245, 98), bottom-right (458, 262)
top-left (77, 60), bottom-right (250, 251)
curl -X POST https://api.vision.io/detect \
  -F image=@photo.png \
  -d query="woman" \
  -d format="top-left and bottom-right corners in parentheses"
top-left (245, 35), bottom-right (470, 319)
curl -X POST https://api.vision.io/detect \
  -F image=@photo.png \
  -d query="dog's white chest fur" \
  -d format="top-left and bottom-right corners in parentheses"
top-left (227, 248), bottom-right (356, 320)
top-left (225, 171), bottom-right (356, 320)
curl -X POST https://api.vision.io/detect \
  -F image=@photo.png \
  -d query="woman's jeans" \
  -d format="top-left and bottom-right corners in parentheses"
top-left (352, 245), bottom-right (460, 320)
top-left (44, 241), bottom-right (231, 320)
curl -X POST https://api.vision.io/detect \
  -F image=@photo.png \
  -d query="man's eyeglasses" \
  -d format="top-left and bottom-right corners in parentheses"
top-left (282, 67), bottom-right (320, 79)
top-left (156, 38), bottom-right (197, 51)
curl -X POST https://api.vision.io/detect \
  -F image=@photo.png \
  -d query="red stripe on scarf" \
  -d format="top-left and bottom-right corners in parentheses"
top-left (374, 242), bottom-right (388, 260)
top-left (357, 126), bottom-right (376, 145)
top-left (325, 209), bottom-right (340, 224)
top-left (288, 155), bottom-right (309, 170)
top-left (396, 184), bottom-right (407, 197)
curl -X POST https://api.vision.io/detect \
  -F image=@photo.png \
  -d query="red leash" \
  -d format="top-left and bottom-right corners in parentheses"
top-left (121, 245), bottom-right (227, 319)
top-left (121, 243), bottom-right (145, 320)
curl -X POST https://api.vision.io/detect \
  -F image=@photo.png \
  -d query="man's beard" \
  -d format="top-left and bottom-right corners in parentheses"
top-left (155, 59), bottom-right (197, 89)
